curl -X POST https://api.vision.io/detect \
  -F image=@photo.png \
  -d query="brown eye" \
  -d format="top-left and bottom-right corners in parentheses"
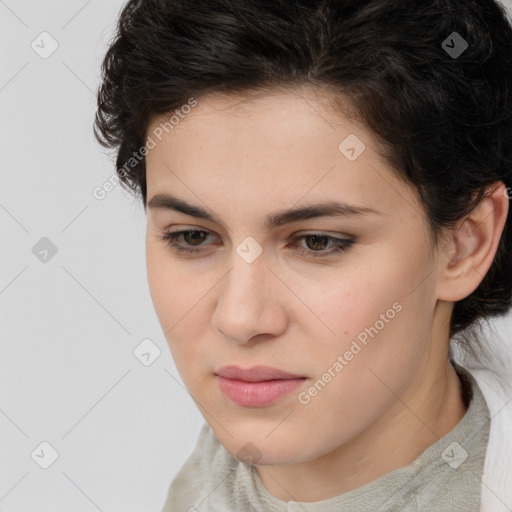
top-left (182, 230), bottom-right (208, 246)
top-left (160, 229), bottom-right (354, 259)
top-left (289, 234), bottom-right (354, 259)
top-left (159, 229), bottom-right (215, 255)
top-left (304, 234), bottom-right (330, 251)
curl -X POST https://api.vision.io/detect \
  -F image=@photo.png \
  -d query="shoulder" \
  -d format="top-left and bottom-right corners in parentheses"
top-left (160, 423), bottom-right (240, 512)
top-left (462, 363), bottom-right (512, 512)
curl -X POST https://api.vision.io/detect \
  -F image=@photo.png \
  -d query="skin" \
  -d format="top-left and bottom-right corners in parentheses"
top-left (144, 86), bottom-right (508, 503)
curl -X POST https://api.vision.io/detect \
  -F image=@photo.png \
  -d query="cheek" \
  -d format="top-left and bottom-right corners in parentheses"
top-left (287, 261), bottom-right (431, 446)
top-left (146, 244), bottom-right (198, 338)
top-left (303, 247), bottom-right (430, 364)
top-left (302, 271), bottom-right (400, 343)
top-left (146, 244), bottom-right (176, 327)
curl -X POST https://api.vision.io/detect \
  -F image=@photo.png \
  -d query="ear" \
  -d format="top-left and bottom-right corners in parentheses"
top-left (437, 181), bottom-right (509, 302)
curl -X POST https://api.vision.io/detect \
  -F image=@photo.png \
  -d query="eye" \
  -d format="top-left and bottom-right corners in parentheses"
top-left (159, 229), bottom-right (354, 258)
top-left (159, 230), bottom-right (216, 255)
top-left (287, 233), bottom-right (354, 258)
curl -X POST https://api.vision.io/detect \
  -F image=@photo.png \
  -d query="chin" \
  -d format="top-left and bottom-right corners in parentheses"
top-left (216, 429), bottom-right (311, 467)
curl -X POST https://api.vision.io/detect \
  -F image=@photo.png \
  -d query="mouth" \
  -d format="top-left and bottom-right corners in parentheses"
top-left (215, 365), bottom-right (307, 407)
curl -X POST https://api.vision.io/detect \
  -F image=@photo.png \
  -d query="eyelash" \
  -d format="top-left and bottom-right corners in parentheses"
top-left (158, 230), bottom-right (354, 259)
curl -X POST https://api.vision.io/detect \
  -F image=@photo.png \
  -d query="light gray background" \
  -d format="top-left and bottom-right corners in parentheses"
top-left (1, 2), bottom-right (203, 511)
top-left (1, 1), bottom-right (511, 511)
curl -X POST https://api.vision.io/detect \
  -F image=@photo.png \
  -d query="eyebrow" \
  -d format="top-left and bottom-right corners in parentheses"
top-left (147, 194), bottom-right (380, 229)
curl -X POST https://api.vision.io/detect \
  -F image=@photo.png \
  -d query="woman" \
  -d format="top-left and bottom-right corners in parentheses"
top-left (94, 0), bottom-right (512, 510)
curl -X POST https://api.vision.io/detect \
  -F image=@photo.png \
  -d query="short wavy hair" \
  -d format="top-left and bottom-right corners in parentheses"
top-left (94, 0), bottom-right (512, 352)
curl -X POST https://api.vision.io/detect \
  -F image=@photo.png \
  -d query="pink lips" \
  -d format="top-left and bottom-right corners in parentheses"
top-left (215, 365), bottom-right (306, 407)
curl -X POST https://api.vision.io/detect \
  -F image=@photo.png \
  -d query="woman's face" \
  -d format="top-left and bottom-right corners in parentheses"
top-left (144, 87), bottom-right (451, 466)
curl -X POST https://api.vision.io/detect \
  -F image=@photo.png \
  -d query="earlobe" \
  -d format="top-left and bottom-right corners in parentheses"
top-left (437, 182), bottom-right (509, 302)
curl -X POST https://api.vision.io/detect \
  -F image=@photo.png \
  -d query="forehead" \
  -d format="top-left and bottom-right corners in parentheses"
top-left (143, 87), bottom-right (425, 229)
top-left (146, 85), bottom-right (370, 145)
top-left (145, 86), bottom-right (389, 174)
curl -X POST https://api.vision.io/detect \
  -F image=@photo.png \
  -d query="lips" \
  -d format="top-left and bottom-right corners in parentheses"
top-left (215, 365), bottom-right (307, 407)
top-left (215, 365), bottom-right (305, 382)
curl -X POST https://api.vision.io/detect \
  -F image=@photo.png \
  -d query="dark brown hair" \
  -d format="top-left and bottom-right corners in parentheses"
top-left (94, 0), bottom-right (512, 351)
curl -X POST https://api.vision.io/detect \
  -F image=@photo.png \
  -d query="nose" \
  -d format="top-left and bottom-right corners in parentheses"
top-left (211, 252), bottom-right (288, 345)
